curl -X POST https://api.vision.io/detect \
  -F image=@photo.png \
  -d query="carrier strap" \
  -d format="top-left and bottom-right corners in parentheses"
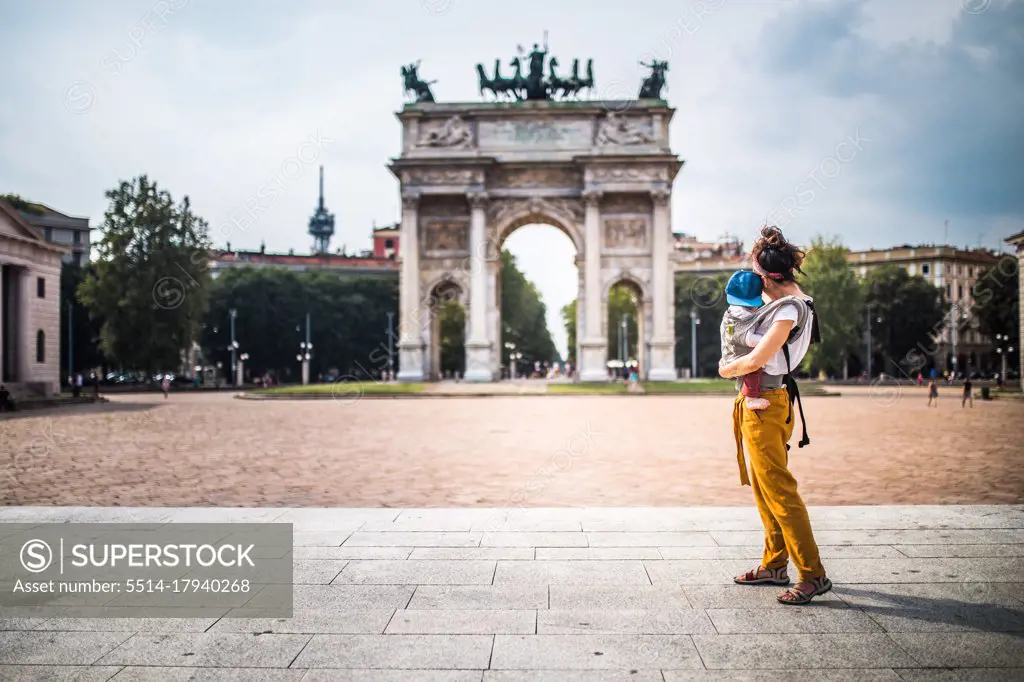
top-left (782, 345), bottom-right (810, 448)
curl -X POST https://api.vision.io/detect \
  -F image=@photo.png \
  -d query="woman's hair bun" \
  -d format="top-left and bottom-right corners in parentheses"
top-left (759, 225), bottom-right (786, 249)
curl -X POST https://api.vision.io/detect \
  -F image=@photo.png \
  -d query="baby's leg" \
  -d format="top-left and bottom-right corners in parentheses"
top-left (741, 371), bottom-right (770, 410)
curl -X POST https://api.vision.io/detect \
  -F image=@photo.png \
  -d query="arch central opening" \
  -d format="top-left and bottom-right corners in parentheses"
top-left (499, 221), bottom-right (579, 380)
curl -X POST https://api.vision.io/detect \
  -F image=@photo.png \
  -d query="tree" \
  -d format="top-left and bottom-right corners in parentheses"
top-left (606, 284), bottom-right (640, 361)
top-left (78, 176), bottom-right (212, 376)
top-left (201, 268), bottom-right (398, 381)
top-left (60, 263), bottom-right (105, 381)
top-left (800, 236), bottom-right (863, 378)
top-left (863, 265), bottom-right (946, 376)
top-left (972, 254), bottom-right (1019, 343)
top-left (438, 299), bottom-right (466, 376)
top-left (500, 250), bottom-right (559, 366)
top-left (561, 299), bottom-right (577, 365)
top-left (675, 272), bottom-right (731, 377)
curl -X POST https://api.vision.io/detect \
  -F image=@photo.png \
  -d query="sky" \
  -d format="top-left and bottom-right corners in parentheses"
top-left (1, 0), bottom-right (1022, 357)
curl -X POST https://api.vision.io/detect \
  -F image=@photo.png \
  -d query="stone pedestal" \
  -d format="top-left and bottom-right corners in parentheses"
top-left (578, 338), bottom-right (609, 382)
top-left (647, 339), bottom-right (677, 381)
top-left (464, 341), bottom-right (494, 382)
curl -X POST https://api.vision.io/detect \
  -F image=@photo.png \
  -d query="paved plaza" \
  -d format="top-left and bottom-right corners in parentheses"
top-left (0, 504), bottom-right (1022, 679)
top-left (1, 390), bottom-right (1022, 507)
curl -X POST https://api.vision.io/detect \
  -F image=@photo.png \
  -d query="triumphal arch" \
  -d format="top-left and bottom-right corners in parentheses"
top-left (391, 49), bottom-right (682, 382)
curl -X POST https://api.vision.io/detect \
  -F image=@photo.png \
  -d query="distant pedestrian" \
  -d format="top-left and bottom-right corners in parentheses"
top-left (961, 377), bottom-right (973, 408)
top-left (161, 376), bottom-right (170, 399)
top-left (73, 373), bottom-right (83, 398)
top-left (927, 379), bottom-right (938, 407)
top-left (916, 372), bottom-right (923, 387)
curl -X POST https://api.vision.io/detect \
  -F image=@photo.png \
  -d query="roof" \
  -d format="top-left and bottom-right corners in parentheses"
top-left (1006, 231), bottom-right (1024, 246)
top-left (0, 200), bottom-right (72, 254)
top-left (212, 250), bottom-right (398, 269)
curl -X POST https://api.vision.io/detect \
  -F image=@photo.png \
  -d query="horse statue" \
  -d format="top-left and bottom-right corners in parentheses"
top-left (638, 60), bottom-right (668, 100)
top-left (401, 61), bottom-right (436, 103)
top-left (547, 57), bottom-right (569, 99)
top-left (508, 57), bottom-right (526, 98)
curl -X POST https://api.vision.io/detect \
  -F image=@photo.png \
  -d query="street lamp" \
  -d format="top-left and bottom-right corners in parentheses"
top-left (504, 342), bottom-right (517, 379)
top-left (298, 341), bottom-right (313, 385)
top-left (229, 308), bottom-right (237, 384)
top-left (386, 312), bottom-right (395, 381)
top-left (237, 352), bottom-right (249, 387)
top-left (995, 333), bottom-right (1015, 387)
top-left (689, 309), bottom-right (701, 379)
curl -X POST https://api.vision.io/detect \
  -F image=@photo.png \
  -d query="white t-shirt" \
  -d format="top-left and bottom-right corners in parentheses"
top-left (745, 298), bottom-right (814, 376)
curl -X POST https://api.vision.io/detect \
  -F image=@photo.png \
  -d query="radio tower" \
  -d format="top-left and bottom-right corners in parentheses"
top-left (308, 165), bottom-right (335, 254)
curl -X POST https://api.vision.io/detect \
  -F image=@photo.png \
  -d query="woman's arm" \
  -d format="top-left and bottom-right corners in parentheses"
top-left (718, 318), bottom-right (795, 378)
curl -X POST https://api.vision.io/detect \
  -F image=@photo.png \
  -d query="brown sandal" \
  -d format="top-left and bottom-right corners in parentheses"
top-left (777, 575), bottom-right (832, 605)
top-left (734, 565), bottom-right (790, 586)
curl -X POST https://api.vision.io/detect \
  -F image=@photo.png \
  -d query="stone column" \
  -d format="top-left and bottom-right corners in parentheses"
top-left (648, 188), bottom-right (676, 381)
top-left (579, 189), bottom-right (608, 382)
top-left (18, 267), bottom-right (33, 383)
top-left (464, 192), bottom-right (494, 382)
top-left (397, 193), bottom-right (425, 382)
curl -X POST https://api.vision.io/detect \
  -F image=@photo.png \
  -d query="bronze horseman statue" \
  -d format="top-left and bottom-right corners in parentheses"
top-left (401, 61), bottom-right (436, 103)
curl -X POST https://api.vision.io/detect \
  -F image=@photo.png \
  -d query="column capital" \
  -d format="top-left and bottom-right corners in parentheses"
top-left (467, 191), bottom-right (488, 209)
top-left (401, 192), bottom-right (420, 210)
top-left (650, 188), bottom-right (671, 206)
top-left (582, 189), bottom-right (603, 206)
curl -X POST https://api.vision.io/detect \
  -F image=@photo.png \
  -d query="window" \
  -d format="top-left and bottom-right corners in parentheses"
top-left (957, 265), bottom-right (963, 275)
top-left (958, 285), bottom-right (963, 299)
top-left (385, 239), bottom-right (394, 248)
top-left (968, 266), bottom-right (974, 277)
top-left (73, 231), bottom-right (81, 244)
top-left (946, 284), bottom-right (951, 298)
top-left (36, 330), bottom-right (45, 363)
top-left (36, 277), bottom-right (45, 298)
top-left (43, 227), bottom-right (52, 241)
top-left (922, 264), bottom-right (930, 275)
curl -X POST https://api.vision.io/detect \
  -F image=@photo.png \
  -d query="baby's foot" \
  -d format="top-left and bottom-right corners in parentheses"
top-left (745, 397), bottom-right (771, 410)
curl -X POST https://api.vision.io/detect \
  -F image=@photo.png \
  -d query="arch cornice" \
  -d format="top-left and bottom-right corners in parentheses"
top-left (487, 196), bottom-right (585, 254)
top-left (604, 269), bottom-right (652, 303)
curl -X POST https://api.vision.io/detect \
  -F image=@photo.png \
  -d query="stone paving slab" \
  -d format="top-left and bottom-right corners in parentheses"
top-left (0, 504), bottom-right (1020, 680)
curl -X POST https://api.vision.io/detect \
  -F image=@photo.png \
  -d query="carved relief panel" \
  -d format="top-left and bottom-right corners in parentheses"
top-left (586, 165), bottom-right (670, 185)
top-left (604, 218), bottom-right (648, 250)
top-left (402, 169), bottom-right (484, 187)
top-left (423, 220), bottom-right (469, 253)
top-left (416, 115), bottom-right (475, 149)
top-left (486, 167), bottom-right (582, 190)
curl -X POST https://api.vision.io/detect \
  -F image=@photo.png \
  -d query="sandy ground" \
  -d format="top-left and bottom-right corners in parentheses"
top-left (1, 387), bottom-right (1021, 507)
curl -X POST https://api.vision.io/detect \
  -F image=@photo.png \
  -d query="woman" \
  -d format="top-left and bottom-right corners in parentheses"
top-left (718, 226), bottom-right (831, 605)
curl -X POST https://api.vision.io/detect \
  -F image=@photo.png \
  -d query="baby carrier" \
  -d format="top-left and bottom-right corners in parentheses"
top-left (730, 296), bottom-right (821, 449)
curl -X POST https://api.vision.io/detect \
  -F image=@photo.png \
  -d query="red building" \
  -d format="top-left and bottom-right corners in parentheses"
top-left (372, 224), bottom-right (400, 260)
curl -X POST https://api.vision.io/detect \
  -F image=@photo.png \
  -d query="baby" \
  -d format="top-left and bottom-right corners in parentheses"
top-left (719, 270), bottom-right (770, 410)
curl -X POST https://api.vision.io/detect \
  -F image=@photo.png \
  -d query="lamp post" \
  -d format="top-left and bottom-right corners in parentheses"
top-left (297, 342), bottom-right (312, 385)
top-left (386, 312), bottom-right (395, 381)
top-left (864, 304), bottom-right (872, 379)
top-left (504, 342), bottom-right (516, 379)
top-left (620, 314), bottom-right (628, 362)
top-left (229, 308), bottom-right (237, 383)
top-left (689, 309), bottom-right (700, 379)
top-left (237, 352), bottom-right (249, 387)
top-left (995, 333), bottom-right (1014, 386)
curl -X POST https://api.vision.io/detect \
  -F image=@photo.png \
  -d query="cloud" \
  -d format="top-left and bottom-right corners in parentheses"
top-left (753, 0), bottom-right (1024, 219)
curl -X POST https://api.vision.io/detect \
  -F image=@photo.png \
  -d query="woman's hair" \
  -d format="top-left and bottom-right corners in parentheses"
top-left (752, 226), bottom-right (805, 283)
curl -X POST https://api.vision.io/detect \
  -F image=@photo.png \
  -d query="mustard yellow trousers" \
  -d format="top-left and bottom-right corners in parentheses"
top-left (732, 388), bottom-right (825, 581)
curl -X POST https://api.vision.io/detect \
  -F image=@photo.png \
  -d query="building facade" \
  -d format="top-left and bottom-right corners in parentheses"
top-left (846, 245), bottom-right (1001, 373)
top-left (11, 201), bottom-right (91, 267)
top-left (372, 224), bottom-right (400, 260)
top-left (1006, 231), bottom-right (1024, 390)
top-left (0, 201), bottom-right (68, 397)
